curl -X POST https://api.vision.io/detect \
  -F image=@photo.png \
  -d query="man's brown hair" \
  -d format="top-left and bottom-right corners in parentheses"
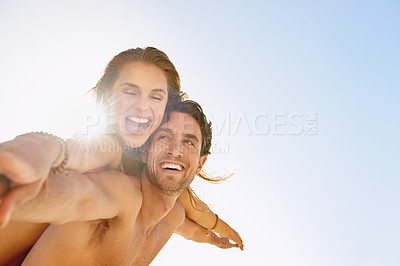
top-left (165, 99), bottom-right (212, 157)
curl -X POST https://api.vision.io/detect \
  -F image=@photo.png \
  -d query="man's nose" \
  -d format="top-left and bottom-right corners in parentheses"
top-left (168, 141), bottom-right (183, 158)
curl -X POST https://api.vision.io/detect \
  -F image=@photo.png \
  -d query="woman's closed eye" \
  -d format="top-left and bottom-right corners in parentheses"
top-left (151, 96), bottom-right (162, 101)
top-left (150, 92), bottom-right (165, 101)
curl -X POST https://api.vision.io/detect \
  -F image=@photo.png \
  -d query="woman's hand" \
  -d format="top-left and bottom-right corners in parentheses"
top-left (0, 133), bottom-right (61, 184)
top-left (0, 133), bottom-right (61, 227)
top-left (213, 216), bottom-right (244, 250)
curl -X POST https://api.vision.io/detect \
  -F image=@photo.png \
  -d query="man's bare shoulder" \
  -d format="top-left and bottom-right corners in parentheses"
top-left (163, 199), bottom-right (186, 229)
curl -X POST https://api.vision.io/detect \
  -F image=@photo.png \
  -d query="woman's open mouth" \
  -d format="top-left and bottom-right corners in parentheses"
top-left (124, 116), bottom-right (151, 136)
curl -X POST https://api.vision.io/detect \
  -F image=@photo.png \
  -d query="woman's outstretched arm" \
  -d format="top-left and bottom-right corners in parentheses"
top-left (0, 132), bottom-right (122, 184)
top-left (178, 187), bottom-right (244, 250)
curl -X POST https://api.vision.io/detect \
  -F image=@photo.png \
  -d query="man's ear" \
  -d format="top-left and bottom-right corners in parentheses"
top-left (195, 155), bottom-right (207, 175)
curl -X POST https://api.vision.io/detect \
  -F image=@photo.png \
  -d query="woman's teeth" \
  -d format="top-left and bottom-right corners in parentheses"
top-left (124, 116), bottom-right (151, 135)
top-left (127, 116), bottom-right (149, 124)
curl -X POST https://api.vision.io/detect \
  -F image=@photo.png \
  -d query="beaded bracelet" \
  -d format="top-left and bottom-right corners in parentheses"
top-left (32, 132), bottom-right (70, 175)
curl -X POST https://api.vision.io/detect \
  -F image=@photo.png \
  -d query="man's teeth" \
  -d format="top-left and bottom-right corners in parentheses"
top-left (161, 163), bottom-right (183, 171)
top-left (127, 116), bottom-right (149, 124)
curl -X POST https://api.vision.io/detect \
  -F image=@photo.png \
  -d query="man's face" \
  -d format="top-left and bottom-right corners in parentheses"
top-left (107, 62), bottom-right (168, 148)
top-left (143, 112), bottom-right (207, 196)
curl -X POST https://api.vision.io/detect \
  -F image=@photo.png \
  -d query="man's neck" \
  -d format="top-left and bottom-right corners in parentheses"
top-left (139, 172), bottom-right (179, 235)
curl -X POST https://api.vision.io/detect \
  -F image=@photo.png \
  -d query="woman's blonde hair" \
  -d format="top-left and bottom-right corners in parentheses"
top-left (187, 171), bottom-right (233, 211)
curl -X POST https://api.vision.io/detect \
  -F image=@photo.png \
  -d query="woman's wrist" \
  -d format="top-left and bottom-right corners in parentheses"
top-left (31, 132), bottom-right (69, 175)
top-left (211, 214), bottom-right (219, 231)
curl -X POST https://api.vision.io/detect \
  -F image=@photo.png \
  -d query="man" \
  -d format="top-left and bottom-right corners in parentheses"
top-left (0, 100), bottom-right (236, 265)
top-left (0, 47), bottom-right (243, 264)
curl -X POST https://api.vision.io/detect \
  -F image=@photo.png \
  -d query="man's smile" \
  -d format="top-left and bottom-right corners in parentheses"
top-left (160, 162), bottom-right (184, 172)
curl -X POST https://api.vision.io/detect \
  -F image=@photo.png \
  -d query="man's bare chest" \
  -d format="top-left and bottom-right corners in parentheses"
top-left (89, 219), bottom-right (175, 265)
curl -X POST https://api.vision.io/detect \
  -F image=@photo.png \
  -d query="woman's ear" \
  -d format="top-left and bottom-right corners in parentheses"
top-left (104, 90), bottom-right (112, 106)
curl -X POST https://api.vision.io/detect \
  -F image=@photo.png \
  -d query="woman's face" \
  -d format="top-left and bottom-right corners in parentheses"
top-left (108, 62), bottom-right (168, 147)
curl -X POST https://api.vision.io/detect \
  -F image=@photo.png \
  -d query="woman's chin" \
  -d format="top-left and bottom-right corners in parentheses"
top-left (120, 134), bottom-right (147, 149)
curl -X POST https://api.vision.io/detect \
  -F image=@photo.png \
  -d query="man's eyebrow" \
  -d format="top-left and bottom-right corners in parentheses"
top-left (160, 128), bottom-right (173, 134)
top-left (119, 83), bottom-right (166, 94)
top-left (158, 129), bottom-right (200, 143)
top-left (185, 134), bottom-right (200, 143)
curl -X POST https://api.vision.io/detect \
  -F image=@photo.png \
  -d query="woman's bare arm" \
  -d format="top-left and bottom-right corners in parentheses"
top-left (0, 133), bottom-right (122, 185)
top-left (175, 217), bottom-right (238, 249)
top-left (178, 188), bottom-right (244, 250)
top-left (65, 134), bottom-right (122, 172)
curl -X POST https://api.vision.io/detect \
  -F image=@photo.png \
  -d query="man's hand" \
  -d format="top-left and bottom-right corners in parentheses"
top-left (0, 174), bottom-right (10, 197)
top-left (0, 173), bottom-right (47, 228)
top-left (0, 134), bottom-right (60, 227)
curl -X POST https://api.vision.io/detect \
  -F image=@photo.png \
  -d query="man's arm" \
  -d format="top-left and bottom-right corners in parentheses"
top-left (0, 170), bottom-right (140, 226)
top-left (175, 217), bottom-right (239, 249)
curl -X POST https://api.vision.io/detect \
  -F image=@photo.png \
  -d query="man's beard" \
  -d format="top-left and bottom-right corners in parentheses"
top-left (145, 165), bottom-right (193, 196)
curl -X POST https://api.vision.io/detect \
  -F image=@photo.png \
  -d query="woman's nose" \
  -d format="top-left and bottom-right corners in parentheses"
top-left (133, 95), bottom-right (149, 111)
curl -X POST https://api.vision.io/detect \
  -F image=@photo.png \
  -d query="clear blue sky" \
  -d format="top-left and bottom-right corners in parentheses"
top-left (0, 1), bottom-right (399, 265)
